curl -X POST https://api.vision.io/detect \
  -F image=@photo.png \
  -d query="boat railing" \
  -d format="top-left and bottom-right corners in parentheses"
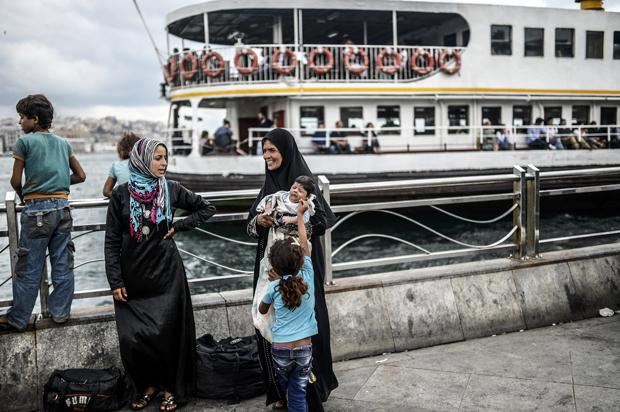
top-left (242, 124), bottom-right (620, 154)
top-left (1, 166), bottom-right (619, 315)
top-left (165, 44), bottom-right (465, 88)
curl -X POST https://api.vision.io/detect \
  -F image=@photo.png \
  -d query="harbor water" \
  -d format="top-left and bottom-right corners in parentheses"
top-left (0, 152), bottom-right (618, 309)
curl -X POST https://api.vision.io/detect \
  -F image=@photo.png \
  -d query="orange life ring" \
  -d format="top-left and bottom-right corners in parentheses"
top-left (272, 48), bottom-right (297, 75)
top-left (376, 48), bottom-right (401, 75)
top-left (411, 49), bottom-right (436, 76)
top-left (201, 51), bottom-right (225, 78)
top-left (344, 48), bottom-right (369, 74)
top-left (234, 48), bottom-right (259, 76)
top-left (439, 49), bottom-right (461, 75)
top-left (180, 52), bottom-right (199, 80)
top-left (308, 48), bottom-right (334, 74)
top-left (163, 55), bottom-right (178, 83)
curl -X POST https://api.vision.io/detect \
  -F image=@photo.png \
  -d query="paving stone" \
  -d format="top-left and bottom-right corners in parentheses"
top-left (571, 352), bottom-right (620, 389)
top-left (574, 384), bottom-right (620, 412)
top-left (331, 365), bottom-right (378, 400)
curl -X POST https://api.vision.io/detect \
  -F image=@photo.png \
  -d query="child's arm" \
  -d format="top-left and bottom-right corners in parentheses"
top-left (69, 155), bottom-right (86, 184)
top-left (297, 199), bottom-right (310, 257)
top-left (10, 159), bottom-right (24, 202)
top-left (259, 300), bottom-right (271, 314)
top-left (102, 177), bottom-right (116, 198)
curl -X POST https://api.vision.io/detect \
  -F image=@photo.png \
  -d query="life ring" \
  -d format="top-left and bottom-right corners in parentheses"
top-left (272, 48), bottom-right (297, 75)
top-left (201, 51), bottom-right (225, 78)
top-left (163, 55), bottom-right (178, 83)
top-left (344, 48), bottom-right (369, 74)
top-left (376, 48), bottom-right (401, 75)
top-left (411, 49), bottom-right (436, 76)
top-left (308, 48), bottom-right (334, 74)
top-left (180, 52), bottom-right (199, 80)
top-left (234, 48), bottom-right (259, 76)
top-left (439, 49), bottom-right (461, 75)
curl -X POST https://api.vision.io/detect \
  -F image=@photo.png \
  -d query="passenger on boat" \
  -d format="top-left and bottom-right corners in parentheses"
top-left (103, 132), bottom-right (140, 197)
top-left (311, 122), bottom-right (331, 153)
top-left (329, 120), bottom-right (352, 154)
top-left (586, 121), bottom-right (607, 149)
top-left (480, 118), bottom-right (496, 151)
top-left (495, 124), bottom-right (513, 151)
top-left (214, 119), bottom-right (235, 154)
top-left (545, 118), bottom-right (564, 150)
top-left (0, 94), bottom-right (86, 333)
top-left (199, 130), bottom-right (214, 156)
top-left (527, 118), bottom-right (549, 150)
top-left (557, 119), bottom-right (582, 150)
top-left (247, 128), bottom-right (339, 410)
top-left (105, 138), bottom-right (216, 411)
top-left (356, 122), bottom-right (381, 153)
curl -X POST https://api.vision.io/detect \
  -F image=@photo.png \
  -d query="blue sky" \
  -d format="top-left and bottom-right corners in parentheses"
top-left (0, 0), bottom-right (618, 123)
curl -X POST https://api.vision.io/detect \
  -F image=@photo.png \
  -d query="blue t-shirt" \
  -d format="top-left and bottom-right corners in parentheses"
top-left (108, 159), bottom-right (130, 185)
top-left (262, 256), bottom-right (318, 343)
top-left (12, 132), bottom-right (74, 200)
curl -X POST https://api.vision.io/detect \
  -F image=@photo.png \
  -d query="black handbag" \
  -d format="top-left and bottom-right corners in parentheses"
top-left (196, 334), bottom-right (265, 402)
top-left (43, 367), bottom-right (128, 411)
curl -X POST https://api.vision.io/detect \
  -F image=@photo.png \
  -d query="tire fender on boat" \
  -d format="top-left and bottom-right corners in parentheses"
top-left (180, 52), bottom-right (199, 80)
top-left (234, 48), bottom-right (259, 76)
top-left (439, 49), bottom-right (461, 75)
top-left (411, 49), bottom-right (436, 76)
top-left (201, 51), bottom-right (225, 78)
top-left (308, 47), bottom-right (334, 74)
top-left (272, 48), bottom-right (297, 75)
top-left (344, 47), bottom-right (369, 74)
top-left (376, 48), bottom-right (401, 75)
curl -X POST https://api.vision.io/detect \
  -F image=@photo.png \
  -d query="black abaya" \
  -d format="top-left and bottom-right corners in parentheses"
top-left (105, 181), bottom-right (216, 402)
top-left (247, 128), bottom-right (338, 409)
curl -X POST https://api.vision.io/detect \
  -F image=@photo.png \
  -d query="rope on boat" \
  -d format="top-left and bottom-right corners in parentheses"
top-left (430, 203), bottom-right (518, 224)
top-left (178, 248), bottom-right (253, 274)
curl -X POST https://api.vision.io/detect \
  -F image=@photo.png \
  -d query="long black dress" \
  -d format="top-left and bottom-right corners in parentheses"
top-left (247, 129), bottom-right (338, 410)
top-left (105, 181), bottom-right (216, 402)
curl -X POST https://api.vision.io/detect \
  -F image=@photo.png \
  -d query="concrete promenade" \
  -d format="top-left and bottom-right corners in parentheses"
top-left (178, 316), bottom-right (620, 411)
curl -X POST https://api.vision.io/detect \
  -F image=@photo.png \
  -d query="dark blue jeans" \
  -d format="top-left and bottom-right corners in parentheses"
top-left (271, 344), bottom-right (313, 412)
top-left (6, 199), bottom-right (74, 330)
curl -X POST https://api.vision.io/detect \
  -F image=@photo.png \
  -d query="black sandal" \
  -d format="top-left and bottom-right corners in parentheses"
top-left (131, 392), bottom-right (154, 410)
top-left (160, 395), bottom-right (177, 411)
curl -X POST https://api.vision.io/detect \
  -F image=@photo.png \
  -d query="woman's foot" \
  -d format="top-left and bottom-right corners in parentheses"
top-left (160, 392), bottom-right (177, 411)
top-left (131, 387), bottom-right (157, 410)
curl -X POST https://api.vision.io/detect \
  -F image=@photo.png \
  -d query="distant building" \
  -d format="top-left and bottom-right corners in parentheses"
top-left (0, 128), bottom-right (20, 152)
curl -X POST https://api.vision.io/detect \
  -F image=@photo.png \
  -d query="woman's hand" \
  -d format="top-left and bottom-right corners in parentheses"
top-left (257, 213), bottom-right (274, 228)
top-left (164, 227), bottom-right (176, 239)
top-left (112, 287), bottom-right (127, 302)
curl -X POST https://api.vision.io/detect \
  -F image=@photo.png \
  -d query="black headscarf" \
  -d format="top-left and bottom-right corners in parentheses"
top-left (249, 128), bottom-right (337, 227)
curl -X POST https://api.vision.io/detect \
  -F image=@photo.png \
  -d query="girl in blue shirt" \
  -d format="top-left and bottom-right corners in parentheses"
top-left (102, 132), bottom-right (139, 197)
top-left (259, 199), bottom-right (316, 412)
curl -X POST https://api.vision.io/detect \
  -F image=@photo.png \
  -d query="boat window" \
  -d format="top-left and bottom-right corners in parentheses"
top-left (168, 100), bottom-right (193, 156)
top-left (586, 31), bottom-right (604, 59)
top-left (544, 107), bottom-right (562, 125)
top-left (555, 28), bottom-right (574, 58)
top-left (601, 107), bottom-right (618, 125)
top-left (572, 106), bottom-right (590, 125)
top-left (491, 25), bottom-right (512, 55)
top-left (414, 107), bottom-right (435, 136)
top-left (377, 106), bottom-right (401, 135)
top-left (302, 10), bottom-right (392, 45)
top-left (204, 9), bottom-right (294, 45)
top-left (448, 105), bottom-right (469, 134)
top-left (300, 106), bottom-right (324, 135)
top-left (444, 33), bottom-right (457, 47)
top-left (397, 12), bottom-right (470, 47)
top-left (340, 107), bottom-right (364, 129)
top-left (481, 107), bottom-right (502, 126)
top-left (614, 32), bottom-right (620, 59)
top-left (524, 28), bottom-right (544, 57)
top-left (513, 105), bottom-right (532, 133)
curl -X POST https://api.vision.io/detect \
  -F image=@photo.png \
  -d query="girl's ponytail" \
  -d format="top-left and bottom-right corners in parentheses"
top-left (268, 237), bottom-right (307, 309)
top-left (279, 275), bottom-right (308, 309)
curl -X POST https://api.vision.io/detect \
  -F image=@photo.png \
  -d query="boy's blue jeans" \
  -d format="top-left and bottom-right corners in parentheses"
top-left (271, 344), bottom-right (313, 412)
top-left (6, 199), bottom-right (74, 330)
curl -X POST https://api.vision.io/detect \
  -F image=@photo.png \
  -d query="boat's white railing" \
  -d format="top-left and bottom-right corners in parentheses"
top-left (165, 44), bottom-right (465, 87)
top-left (1, 166), bottom-right (620, 316)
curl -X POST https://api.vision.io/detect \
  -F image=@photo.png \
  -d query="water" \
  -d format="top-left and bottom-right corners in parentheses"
top-left (0, 153), bottom-right (618, 310)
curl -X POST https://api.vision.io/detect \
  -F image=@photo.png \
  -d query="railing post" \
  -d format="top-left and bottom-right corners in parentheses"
top-left (6, 192), bottom-right (19, 282)
top-left (511, 165), bottom-right (527, 260)
top-left (317, 175), bottom-right (334, 286)
top-left (526, 165), bottom-right (541, 258)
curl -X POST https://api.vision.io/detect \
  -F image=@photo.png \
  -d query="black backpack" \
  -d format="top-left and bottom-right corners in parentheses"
top-left (195, 334), bottom-right (264, 402)
top-left (43, 368), bottom-right (128, 411)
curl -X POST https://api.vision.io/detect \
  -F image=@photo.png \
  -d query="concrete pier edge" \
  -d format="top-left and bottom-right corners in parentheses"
top-left (1, 243), bottom-right (619, 411)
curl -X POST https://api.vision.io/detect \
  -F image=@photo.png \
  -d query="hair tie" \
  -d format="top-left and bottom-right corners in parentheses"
top-left (282, 275), bottom-right (291, 280)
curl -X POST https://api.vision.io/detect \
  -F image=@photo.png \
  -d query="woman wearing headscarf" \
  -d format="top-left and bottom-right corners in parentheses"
top-left (105, 138), bottom-right (216, 411)
top-left (247, 128), bottom-right (338, 411)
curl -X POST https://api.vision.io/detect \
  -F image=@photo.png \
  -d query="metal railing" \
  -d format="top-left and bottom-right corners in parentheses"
top-left (165, 44), bottom-right (465, 88)
top-left (0, 166), bottom-right (619, 315)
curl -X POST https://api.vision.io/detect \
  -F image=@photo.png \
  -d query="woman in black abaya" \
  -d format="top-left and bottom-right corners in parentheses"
top-left (247, 128), bottom-right (338, 410)
top-left (105, 138), bottom-right (216, 411)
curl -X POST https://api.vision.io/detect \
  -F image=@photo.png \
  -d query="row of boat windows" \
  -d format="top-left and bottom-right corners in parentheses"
top-left (491, 26), bottom-right (620, 59)
top-left (300, 105), bottom-right (619, 135)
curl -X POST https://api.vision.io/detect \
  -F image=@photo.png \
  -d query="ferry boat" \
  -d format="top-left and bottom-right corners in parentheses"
top-left (161, 0), bottom-right (620, 191)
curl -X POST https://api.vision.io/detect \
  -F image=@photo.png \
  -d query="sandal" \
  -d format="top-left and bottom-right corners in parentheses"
top-left (131, 392), bottom-right (154, 410)
top-left (160, 394), bottom-right (177, 411)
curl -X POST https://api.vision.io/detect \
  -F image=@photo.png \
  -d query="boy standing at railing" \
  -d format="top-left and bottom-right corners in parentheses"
top-left (0, 94), bottom-right (86, 332)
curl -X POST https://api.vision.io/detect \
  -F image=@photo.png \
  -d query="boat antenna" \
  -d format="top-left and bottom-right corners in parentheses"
top-left (132, 0), bottom-right (165, 68)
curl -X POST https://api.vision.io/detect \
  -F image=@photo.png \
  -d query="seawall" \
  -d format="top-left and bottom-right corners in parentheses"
top-left (1, 243), bottom-right (619, 411)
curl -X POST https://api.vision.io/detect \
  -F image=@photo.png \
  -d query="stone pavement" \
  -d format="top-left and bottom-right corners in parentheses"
top-left (144, 317), bottom-right (620, 411)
